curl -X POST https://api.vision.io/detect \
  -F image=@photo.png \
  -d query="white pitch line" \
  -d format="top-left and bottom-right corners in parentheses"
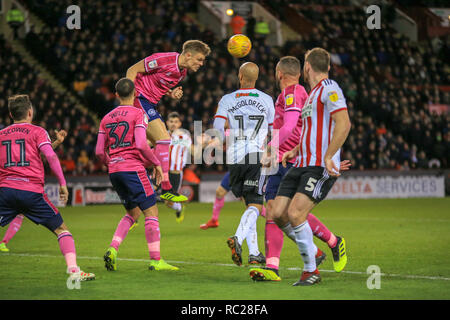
top-left (2, 252), bottom-right (450, 282)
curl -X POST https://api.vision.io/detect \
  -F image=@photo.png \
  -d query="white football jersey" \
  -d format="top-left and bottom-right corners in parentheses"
top-left (169, 129), bottom-right (192, 171)
top-left (294, 78), bottom-right (348, 169)
top-left (215, 88), bottom-right (275, 164)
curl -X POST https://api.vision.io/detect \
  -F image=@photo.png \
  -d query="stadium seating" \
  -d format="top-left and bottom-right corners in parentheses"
top-left (285, 2), bottom-right (450, 169)
top-left (10, 0), bottom-right (450, 171)
top-left (0, 35), bottom-right (101, 175)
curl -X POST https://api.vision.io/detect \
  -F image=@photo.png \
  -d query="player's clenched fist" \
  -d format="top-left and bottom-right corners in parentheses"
top-left (55, 130), bottom-right (67, 143)
top-left (167, 86), bottom-right (183, 100)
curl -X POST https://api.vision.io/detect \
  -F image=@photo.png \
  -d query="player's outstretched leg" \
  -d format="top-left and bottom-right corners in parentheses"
top-left (0, 214), bottom-right (24, 252)
top-left (144, 206), bottom-right (178, 271)
top-left (166, 201), bottom-right (185, 223)
top-left (250, 199), bottom-right (283, 281)
top-left (247, 222), bottom-right (265, 265)
top-left (104, 212), bottom-right (137, 271)
top-left (250, 219), bottom-right (282, 281)
top-left (55, 224), bottom-right (95, 281)
top-left (229, 205), bottom-right (259, 266)
top-left (146, 119), bottom-right (187, 203)
top-left (200, 181), bottom-right (229, 230)
top-left (307, 213), bottom-right (346, 272)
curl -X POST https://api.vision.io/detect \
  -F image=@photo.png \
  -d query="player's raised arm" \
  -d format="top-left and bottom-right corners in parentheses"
top-left (40, 143), bottom-right (68, 203)
top-left (51, 129), bottom-right (67, 150)
top-left (126, 59), bottom-right (146, 82)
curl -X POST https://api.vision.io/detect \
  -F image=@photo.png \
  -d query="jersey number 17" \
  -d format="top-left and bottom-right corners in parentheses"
top-left (234, 115), bottom-right (264, 140)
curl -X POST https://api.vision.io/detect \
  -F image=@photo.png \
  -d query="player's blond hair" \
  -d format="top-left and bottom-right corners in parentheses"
top-left (182, 40), bottom-right (211, 56)
top-left (305, 48), bottom-right (330, 73)
top-left (277, 56), bottom-right (301, 76)
top-left (8, 94), bottom-right (32, 120)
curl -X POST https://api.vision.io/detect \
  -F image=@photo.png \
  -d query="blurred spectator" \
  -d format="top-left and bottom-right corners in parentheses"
top-left (7, 4), bottom-right (24, 39)
top-left (61, 152), bottom-right (76, 173)
top-left (255, 17), bottom-right (270, 39)
top-left (246, 14), bottom-right (256, 40)
top-left (9, 0), bottom-right (448, 175)
top-left (230, 13), bottom-right (246, 35)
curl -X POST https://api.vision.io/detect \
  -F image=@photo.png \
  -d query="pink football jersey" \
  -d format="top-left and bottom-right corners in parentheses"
top-left (134, 52), bottom-right (187, 104)
top-left (98, 105), bottom-right (150, 173)
top-left (0, 123), bottom-right (52, 193)
top-left (273, 84), bottom-right (308, 163)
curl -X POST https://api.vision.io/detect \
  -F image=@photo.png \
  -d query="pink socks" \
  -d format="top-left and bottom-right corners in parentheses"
top-left (57, 231), bottom-right (78, 273)
top-left (155, 140), bottom-right (172, 190)
top-left (1, 215), bottom-right (24, 244)
top-left (212, 197), bottom-right (224, 221)
top-left (260, 206), bottom-right (266, 218)
top-left (307, 213), bottom-right (337, 248)
top-left (110, 214), bottom-right (135, 250)
top-left (145, 217), bottom-right (161, 260)
top-left (265, 220), bottom-right (284, 270)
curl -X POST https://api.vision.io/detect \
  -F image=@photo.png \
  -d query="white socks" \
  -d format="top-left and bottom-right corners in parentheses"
top-left (235, 206), bottom-right (259, 247)
top-left (281, 222), bottom-right (296, 242)
top-left (293, 221), bottom-right (317, 272)
top-left (170, 202), bottom-right (182, 212)
top-left (246, 222), bottom-right (260, 256)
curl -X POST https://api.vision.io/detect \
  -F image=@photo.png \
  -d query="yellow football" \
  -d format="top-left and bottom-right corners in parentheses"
top-left (227, 34), bottom-right (252, 58)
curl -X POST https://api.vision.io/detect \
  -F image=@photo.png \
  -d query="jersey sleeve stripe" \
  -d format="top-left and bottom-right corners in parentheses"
top-left (38, 141), bottom-right (51, 149)
top-left (330, 107), bottom-right (347, 115)
top-left (179, 146), bottom-right (185, 171)
top-left (214, 115), bottom-right (227, 120)
top-left (315, 87), bottom-right (325, 166)
top-left (169, 144), bottom-right (174, 170)
top-left (298, 119), bottom-right (306, 167)
top-left (328, 117), bottom-right (332, 145)
top-left (305, 117), bottom-right (312, 166)
top-left (285, 108), bottom-right (301, 113)
top-left (135, 124), bottom-right (146, 128)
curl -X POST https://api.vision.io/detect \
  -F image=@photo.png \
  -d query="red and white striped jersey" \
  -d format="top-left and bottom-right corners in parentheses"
top-left (169, 129), bottom-right (192, 171)
top-left (294, 78), bottom-right (348, 169)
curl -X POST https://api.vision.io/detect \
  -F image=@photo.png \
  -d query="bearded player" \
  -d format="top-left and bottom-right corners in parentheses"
top-left (250, 56), bottom-right (349, 282)
top-left (260, 48), bottom-right (351, 286)
top-left (126, 40), bottom-right (211, 203)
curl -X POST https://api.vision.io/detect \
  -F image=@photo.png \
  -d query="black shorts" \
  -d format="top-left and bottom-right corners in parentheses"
top-left (276, 166), bottom-right (337, 204)
top-left (169, 172), bottom-right (182, 193)
top-left (228, 153), bottom-right (265, 206)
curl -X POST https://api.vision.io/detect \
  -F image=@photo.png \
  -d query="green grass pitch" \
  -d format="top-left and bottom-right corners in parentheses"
top-left (1, 198), bottom-right (449, 300)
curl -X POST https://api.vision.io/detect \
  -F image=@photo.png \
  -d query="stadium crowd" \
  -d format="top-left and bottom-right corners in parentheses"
top-left (0, 35), bottom-right (102, 176)
top-left (4, 0), bottom-right (448, 175)
top-left (283, 2), bottom-right (450, 169)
